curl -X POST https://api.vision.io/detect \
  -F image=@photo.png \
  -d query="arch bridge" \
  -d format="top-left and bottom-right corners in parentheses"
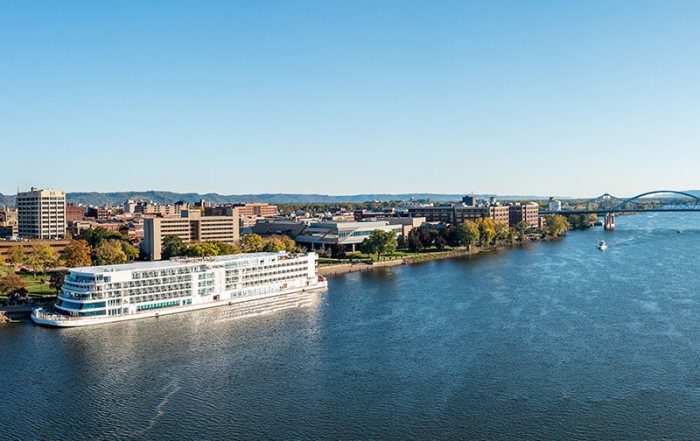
top-left (540, 190), bottom-right (700, 230)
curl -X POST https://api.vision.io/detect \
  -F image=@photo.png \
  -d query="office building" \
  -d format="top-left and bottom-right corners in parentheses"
top-left (408, 204), bottom-right (510, 226)
top-left (508, 203), bottom-right (540, 228)
top-left (142, 210), bottom-right (240, 260)
top-left (17, 188), bottom-right (66, 239)
top-left (66, 203), bottom-right (85, 224)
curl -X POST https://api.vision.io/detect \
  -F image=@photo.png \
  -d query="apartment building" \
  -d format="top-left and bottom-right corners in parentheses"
top-left (508, 203), bottom-right (540, 228)
top-left (142, 210), bottom-right (240, 260)
top-left (17, 188), bottom-right (66, 239)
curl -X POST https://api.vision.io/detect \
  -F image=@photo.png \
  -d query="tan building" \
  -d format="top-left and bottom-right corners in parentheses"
top-left (232, 203), bottom-right (279, 218)
top-left (142, 210), bottom-right (240, 260)
top-left (17, 188), bottom-right (66, 239)
top-left (0, 239), bottom-right (70, 264)
top-left (376, 217), bottom-right (426, 237)
top-left (0, 208), bottom-right (18, 237)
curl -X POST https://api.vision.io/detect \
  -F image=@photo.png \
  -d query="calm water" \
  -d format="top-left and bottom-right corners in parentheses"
top-left (2, 213), bottom-right (700, 440)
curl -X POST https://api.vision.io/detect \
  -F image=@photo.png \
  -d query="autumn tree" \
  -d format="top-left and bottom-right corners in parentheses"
top-left (476, 217), bottom-right (497, 247)
top-left (61, 240), bottom-right (92, 268)
top-left (212, 241), bottom-right (241, 255)
top-left (28, 242), bottom-right (59, 275)
top-left (6, 245), bottom-right (25, 269)
top-left (544, 214), bottom-right (570, 237)
top-left (459, 220), bottom-right (480, 249)
top-left (241, 234), bottom-right (265, 253)
top-left (263, 236), bottom-right (287, 252)
top-left (0, 272), bottom-right (25, 296)
top-left (94, 240), bottom-right (127, 265)
top-left (185, 242), bottom-right (220, 257)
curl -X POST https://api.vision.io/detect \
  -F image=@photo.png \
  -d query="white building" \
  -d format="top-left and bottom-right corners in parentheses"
top-left (548, 198), bottom-right (562, 212)
top-left (17, 187), bottom-right (66, 239)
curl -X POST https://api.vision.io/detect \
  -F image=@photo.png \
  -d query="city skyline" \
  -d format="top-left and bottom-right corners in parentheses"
top-left (2, 0), bottom-right (699, 197)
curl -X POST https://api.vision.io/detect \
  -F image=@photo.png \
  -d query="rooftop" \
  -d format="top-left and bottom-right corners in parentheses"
top-left (70, 252), bottom-right (292, 274)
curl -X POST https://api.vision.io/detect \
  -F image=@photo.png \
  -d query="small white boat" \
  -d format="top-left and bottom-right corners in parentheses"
top-left (598, 240), bottom-right (608, 250)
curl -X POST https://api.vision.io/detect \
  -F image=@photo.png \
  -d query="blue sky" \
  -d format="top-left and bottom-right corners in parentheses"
top-left (1, 0), bottom-right (699, 197)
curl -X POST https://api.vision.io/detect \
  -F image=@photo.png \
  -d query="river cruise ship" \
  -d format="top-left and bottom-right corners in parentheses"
top-left (32, 252), bottom-right (327, 327)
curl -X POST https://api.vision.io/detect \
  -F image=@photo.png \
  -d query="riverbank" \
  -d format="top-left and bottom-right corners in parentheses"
top-left (318, 237), bottom-right (555, 276)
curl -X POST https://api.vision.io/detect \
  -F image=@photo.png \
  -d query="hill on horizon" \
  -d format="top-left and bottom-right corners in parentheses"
top-left (0, 191), bottom-right (558, 208)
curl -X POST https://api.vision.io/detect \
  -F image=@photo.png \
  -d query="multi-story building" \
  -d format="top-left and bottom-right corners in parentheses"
top-left (232, 203), bottom-right (279, 218)
top-left (295, 221), bottom-right (402, 252)
top-left (66, 203), bottom-right (85, 224)
top-left (408, 203), bottom-right (510, 226)
top-left (548, 198), bottom-right (562, 212)
top-left (508, 203), bottom-right (540, 228)
top-left (17, 188), bottom-right (66, 239)
top-left (142, 210), bottom-right (240, 260)
top-left (0, 208), bottom-right (18, 237)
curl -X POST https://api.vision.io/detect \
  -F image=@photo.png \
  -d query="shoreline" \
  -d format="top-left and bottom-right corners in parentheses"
top-left (318, 236), bottom-right (560, 276)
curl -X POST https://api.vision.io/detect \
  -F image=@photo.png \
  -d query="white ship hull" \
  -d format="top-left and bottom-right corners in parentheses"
top-left (32, 280), bottom-right (327, 328)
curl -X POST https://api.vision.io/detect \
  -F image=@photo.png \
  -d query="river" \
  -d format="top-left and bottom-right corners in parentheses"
top-left (2, 212), bottom-right (700, 440)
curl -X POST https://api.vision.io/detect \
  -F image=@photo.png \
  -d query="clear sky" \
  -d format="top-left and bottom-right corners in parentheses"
top-left (1, 0), bottom-right (699, 198)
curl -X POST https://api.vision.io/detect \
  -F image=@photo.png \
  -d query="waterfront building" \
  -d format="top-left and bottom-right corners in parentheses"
top-left (408, 204), bottom-right (510, 226)
top-left (142, 210), bottom-right (240, 260)
top-left (31, 252), bottom-right (327, 327)
top-left (295, 221), bottom-right (402, 252)
top-left (17, 188), bottom-right (66, 239)
top-left (253, 219), bottom-right (403, 252)
top-left (508, 203), bottom-right (540, 228)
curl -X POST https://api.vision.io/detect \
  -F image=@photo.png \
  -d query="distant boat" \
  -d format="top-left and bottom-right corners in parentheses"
top-left (677, 230), bottom-right (682, 234)
top-left (598, 240), bottom-right (608, 250)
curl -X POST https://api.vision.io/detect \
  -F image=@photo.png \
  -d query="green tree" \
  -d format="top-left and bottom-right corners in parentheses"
top-left (461, 220), bottom-right (480, 249)
top-left (241, 234), bottom-right (265, 253)
top-left (6, 245), bottom-right (25, 269)
top-left (120, 241), bottom-right (139, 262)
top-left (278, 235), bottom-right (296, 252)
top-left (0, 272), bottom-right (25, 296)
top-left (407, 229), bottom-right (424, 252)
top-left (263, 236), bottom-right (287, 252)
top-left (94, 240), bottom-right (128, 265)
top-left (360, 230), bottom-right (398, 259)
top-left (49, 271), bottom-right (68, 295)
top-left (162, 235), bottom-right (188, 260)
top-left (494, 221), bottom-right (510, 242)
top-left (185, 242), bottom-right (220, 257)
top-left (212, 241), bottom-right (241, 255)
top-left (476, 217), bottom-right (497, 247)
top-left (544, 214), bottom-right (570, 237)
top-left (61, 240), bottom-right (92, 268)
top-left (513, 221), bottom-right (529, 241)
top-left (28, 242), bottom-right (59, 275)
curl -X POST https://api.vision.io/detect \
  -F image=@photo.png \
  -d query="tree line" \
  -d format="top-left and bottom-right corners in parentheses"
top-left (161, 234), bottom-right (297, 260)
